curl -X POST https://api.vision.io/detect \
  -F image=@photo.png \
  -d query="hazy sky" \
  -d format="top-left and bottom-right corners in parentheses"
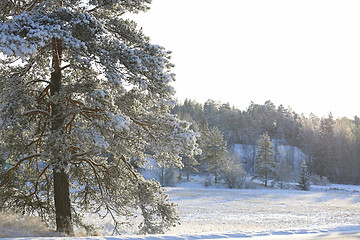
top-left (130, 0), bottom-right (360, 118)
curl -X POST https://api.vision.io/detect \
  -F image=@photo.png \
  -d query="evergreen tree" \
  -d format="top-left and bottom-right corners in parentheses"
top-left (333, 117), bottom-right (357, 183)
top-left (298, 113), bottom-right (320, 172)
top-left (255, 132), bottom-right (277, 187)
top-left (354, 116), bottom-right (360, 184)
top-left (297, 160), bottom-right (311, 191)
top-left (0, 0), bottom-right (200, 235)
top-left (276, 150), bottom-right (293, 189)
top-left (199, 126), bottom-right (228, 183)
top-left (181, 155), bottom-right (199, 181)
top-left (314, 114), bottom-right (336, 180)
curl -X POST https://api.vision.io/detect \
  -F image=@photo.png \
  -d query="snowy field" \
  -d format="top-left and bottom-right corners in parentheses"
top-left (2, 181), bottom-right (360, 239)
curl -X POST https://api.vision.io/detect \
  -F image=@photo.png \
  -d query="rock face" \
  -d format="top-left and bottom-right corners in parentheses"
top-left (232, 143), bottom-right (308, 174)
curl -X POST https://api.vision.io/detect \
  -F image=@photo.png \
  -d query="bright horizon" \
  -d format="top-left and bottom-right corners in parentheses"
top-left (130, 0), bottom-right (360, 118)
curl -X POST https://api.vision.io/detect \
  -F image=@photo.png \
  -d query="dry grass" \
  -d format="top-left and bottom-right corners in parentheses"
top-left (0, 212), bottom-right (61, 238)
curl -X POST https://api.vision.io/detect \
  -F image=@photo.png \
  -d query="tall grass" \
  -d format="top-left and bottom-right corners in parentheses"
top-left (0, 212), bottom-right (61, 238)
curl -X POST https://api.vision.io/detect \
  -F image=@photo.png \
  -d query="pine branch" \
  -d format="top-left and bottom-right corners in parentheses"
top-left (23, 109), bottom-right (51, 118)
top-left (0, 154), bottom-right (42, 187)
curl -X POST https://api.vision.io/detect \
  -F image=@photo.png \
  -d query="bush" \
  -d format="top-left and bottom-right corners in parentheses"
top-left (220, 156), bottom-right (248, 189)
top-left (204, 176), bottom-right (212, 187)
top-left (311, 174), bottom-right (330, 186)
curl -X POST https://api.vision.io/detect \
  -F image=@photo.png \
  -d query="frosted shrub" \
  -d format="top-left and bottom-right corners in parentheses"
top-left (204, 176), bottom-right (212, 187)
top-left (220, 155), bottom-right (248, 189)
top-left (311, 174), bottom-right (330, 186)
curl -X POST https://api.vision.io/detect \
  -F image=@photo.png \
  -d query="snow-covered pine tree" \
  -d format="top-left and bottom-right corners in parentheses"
top-left (199, 126), bottom-right (228, 183)
top-left (255, 132), bottom-right (277, 187)
top-left (298, 160), bottom-right (311, 191)
top-left (0, 0), bottom-right (200, 235)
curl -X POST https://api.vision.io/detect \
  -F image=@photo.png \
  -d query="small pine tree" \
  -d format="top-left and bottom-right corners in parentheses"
top-left (255, 132), bottom-right (277, 187)
top-left (298, 160), bottom-right (311, 191)
top-left (199, 126), bottom-right (228, 183)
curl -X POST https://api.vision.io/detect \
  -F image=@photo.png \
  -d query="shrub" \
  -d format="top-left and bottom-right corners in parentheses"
top-left (204, 176), bottom-right (212, 187)
top-left (220, 155), bottom-right (248, 189)
top-left (311, 174), bottom-right (330, 186)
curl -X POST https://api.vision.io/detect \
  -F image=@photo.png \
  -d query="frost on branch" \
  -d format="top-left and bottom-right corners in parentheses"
top-left (0, 0), bottom-right (200, 235)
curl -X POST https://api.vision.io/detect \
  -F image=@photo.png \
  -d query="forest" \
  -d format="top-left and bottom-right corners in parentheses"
top-left (172, 99), bottom-right (360, 185)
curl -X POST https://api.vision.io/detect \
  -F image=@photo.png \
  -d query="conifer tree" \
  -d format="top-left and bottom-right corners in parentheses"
top-left (199, 126), bottom-right (228, 183)
top-left (298, 160), bottom-right (311, 191)
top-left (314, 114), bottom-right (336, 180)
top-left (0, 0), bottom-right (200, 235)
top-left (255, 132), bottom-right (277, 187)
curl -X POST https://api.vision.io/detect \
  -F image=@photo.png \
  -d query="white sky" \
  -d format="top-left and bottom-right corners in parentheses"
top-left (130, 0), bottom-right (360, 118)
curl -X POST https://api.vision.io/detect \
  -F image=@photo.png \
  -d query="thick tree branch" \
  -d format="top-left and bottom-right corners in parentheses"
top-left (0, 154), bottom-right (42, 187)
top-left (23, 109), bottom-right (51, 118)
top-left (25, 0), bottom-right (40, 12)
top-left (27, 164), bottom-right (51, 198)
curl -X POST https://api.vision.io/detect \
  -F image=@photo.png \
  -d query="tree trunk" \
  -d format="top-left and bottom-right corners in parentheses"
top-left (53, 168), bottom-right (74, 236)
top-left (50, 38), bottom-right (74, 236)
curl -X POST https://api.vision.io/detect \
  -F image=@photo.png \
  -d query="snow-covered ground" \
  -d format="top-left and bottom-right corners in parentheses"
top-left (2, 180), bottom-right (360, 239)
top-left (164, 182), bottom-right (360, 239)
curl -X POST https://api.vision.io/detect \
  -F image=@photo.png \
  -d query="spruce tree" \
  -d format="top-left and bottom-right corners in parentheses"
top-left (0, 0), bottom-right (200, 235)
top-left (255, 132), bottom-right (277, 187)
top-left (298, 160), bottom-right (311, 191)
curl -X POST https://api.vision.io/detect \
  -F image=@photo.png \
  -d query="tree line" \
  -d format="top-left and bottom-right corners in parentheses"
top-left (173, 99), bottom-right (360, 184)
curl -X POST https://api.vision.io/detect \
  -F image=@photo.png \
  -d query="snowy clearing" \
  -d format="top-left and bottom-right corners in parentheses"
top-left (165, 184), bottom-right (360, 234)
top-left (2, 182), bottom-right (360, 239)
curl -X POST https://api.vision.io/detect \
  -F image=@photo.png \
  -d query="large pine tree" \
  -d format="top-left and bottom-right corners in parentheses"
top-left (0, 0), bottom-right (199, 235)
